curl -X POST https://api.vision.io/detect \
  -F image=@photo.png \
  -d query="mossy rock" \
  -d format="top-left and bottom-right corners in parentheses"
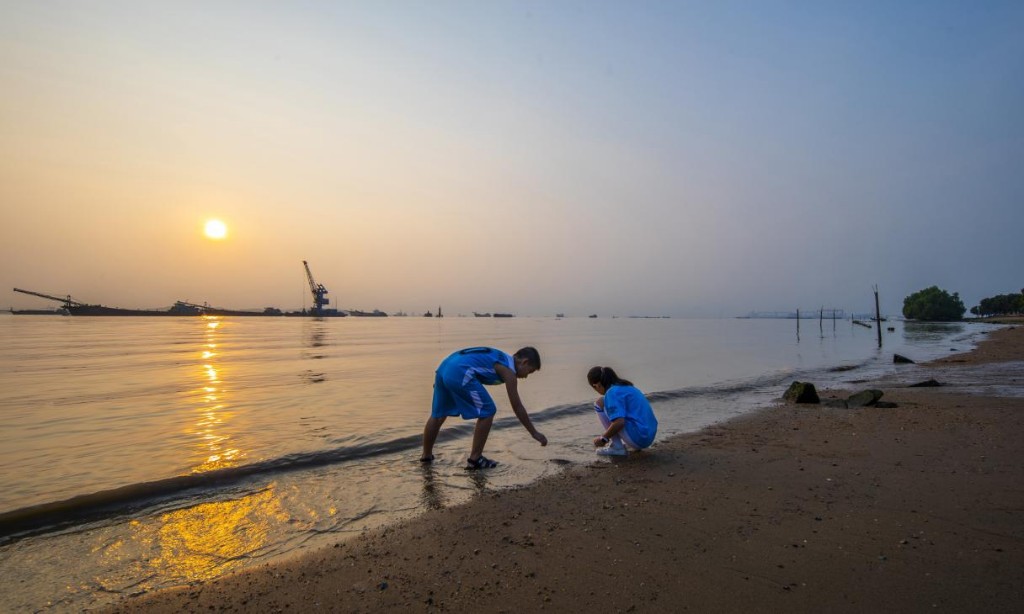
top-left (847, 389), bottom-right (884, 407)
top-left (784, 381), bottom-right (820, 404)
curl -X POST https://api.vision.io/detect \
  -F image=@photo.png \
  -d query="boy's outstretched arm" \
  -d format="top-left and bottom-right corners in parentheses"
top-left (495, 364), bottom-right (547, 446)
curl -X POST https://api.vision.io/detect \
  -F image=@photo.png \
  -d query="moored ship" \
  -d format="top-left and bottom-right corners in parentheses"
top-left (13, 289), bottom-right (208, 316)
top-left (68, 301), bottom-right (204, 316)
top-left (347, 309), bottom-right (388, 317)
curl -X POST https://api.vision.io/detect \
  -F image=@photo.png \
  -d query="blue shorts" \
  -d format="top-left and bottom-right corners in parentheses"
top-left (431, 367), bottom-right (497, 420)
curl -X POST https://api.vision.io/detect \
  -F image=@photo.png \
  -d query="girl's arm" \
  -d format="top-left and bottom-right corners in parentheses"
top-left (594, 418), bottom-right (625, 447)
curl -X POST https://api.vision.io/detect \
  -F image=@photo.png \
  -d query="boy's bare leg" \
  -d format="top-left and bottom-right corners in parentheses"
top-left (469, 416), bottom-right (494, 460)
top-left (422, 416), bottom-right (446, 459)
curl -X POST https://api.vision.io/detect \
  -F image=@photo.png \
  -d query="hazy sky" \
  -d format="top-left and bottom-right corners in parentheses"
top-left (2, 1), bottom-right (1022, 316)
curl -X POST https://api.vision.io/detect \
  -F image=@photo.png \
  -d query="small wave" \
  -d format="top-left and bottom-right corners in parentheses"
top-left (0, 359), bottom-right (886, 543)
top-left (0, 431), bottom-right (430, 541)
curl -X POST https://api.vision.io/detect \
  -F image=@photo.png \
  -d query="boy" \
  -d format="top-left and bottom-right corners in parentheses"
top-left (421, 346), bottom-right (547, 469)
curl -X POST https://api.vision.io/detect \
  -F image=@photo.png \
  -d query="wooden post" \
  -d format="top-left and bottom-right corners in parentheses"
top-left (874, 286), bottom-right (882, 348)
top-left (819, 307), bottom-right (824, 335)
top-left (796, 308), bottom-right (800, 340)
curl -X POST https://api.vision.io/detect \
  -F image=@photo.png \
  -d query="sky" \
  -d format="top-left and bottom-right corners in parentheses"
top-left (2, 1), bottom-right (1022, 317)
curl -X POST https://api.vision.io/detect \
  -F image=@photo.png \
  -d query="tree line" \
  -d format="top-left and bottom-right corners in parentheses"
top-left (902, 286), bottom-right (1022, 321)
top-left (970, 289), bottom-right (1024, 318)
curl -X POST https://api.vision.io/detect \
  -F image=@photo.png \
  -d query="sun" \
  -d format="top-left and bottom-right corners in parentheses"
top-left (204, 219), bottom-right (228, 240)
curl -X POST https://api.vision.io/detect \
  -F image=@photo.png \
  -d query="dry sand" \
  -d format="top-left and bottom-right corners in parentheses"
top-left (112, 326), bottom-right (1024, 613)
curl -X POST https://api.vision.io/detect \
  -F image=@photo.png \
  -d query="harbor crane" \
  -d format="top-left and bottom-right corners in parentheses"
top-left (302, 261), bottom-right (330, 315)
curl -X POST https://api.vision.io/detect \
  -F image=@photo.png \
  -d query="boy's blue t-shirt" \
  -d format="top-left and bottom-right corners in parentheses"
top-left (604, 384), bottom-right (658, 448)
top-left (438, 347), bottom-right (514, 386)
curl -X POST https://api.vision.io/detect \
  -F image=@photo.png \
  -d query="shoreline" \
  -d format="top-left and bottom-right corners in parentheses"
top-left (112, 326), bottom-right (1024, 613)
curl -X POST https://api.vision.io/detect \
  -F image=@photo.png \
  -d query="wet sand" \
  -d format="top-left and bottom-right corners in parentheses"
top-left (112, 326), bottom-right (1024, 613)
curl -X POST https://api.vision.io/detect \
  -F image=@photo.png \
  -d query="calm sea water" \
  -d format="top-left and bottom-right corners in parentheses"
top-left (0, 314), bottom-right (985, 611)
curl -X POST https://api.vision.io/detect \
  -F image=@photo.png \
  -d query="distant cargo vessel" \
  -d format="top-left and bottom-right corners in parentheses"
top-left (8, 307), bottom-right (68, 315)
top-left (12, 289), bottom-right (284, 317)
top-left (12, 261), bottom-right (402, 319)
top-left (13, 289), bottom-right (205, 316)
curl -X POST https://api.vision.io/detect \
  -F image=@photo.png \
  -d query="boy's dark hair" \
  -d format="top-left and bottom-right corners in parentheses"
top-left (514, 346), bottom-right (541, 370)
top-left (587, 366), bottom-right (633, 389)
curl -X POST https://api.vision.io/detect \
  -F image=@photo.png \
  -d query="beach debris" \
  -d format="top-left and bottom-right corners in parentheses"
top-left (894, 354), bottom-right (915, 364)
top-left (784, 381), bottom-right (820, 404)
top-left (908, 378), bottom-right (943, 388)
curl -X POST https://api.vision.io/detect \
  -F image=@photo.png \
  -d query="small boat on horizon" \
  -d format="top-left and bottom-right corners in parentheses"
top-left (9, 307), bottom-right (69, 316)
top-left (347, 309), bottom-right (388, 317)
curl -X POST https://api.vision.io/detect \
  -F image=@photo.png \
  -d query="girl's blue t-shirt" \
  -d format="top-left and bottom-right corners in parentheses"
top-left (605, 384), bottom-right (658, 448)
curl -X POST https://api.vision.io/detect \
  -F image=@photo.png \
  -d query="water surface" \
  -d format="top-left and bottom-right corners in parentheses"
top-left (0, 314), bottom-right (986, 611)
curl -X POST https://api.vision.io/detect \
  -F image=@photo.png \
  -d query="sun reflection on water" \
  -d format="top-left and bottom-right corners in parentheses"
top-left (190, 317), bottom-right (242, 472)
top-left (111, 317), bottom-right (292, 584)
top-left (104, 487), bottom-right (290, 584)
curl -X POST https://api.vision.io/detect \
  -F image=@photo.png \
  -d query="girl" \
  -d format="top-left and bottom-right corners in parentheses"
top-left (587, 366), bottom-right (658, 456)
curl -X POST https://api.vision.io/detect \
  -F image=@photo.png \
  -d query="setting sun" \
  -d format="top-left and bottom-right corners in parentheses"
top-left (204, 219), bottom-right (228, 240)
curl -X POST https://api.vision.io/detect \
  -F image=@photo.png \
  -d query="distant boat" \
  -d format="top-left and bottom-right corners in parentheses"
top-left (12, 288), bottom-right (283, 317)
top-left (473, 312), bottom-right (491, 317)
top-left (348, 309), bottom-right (388, 317)
top-left (283, 309), bottom-right (347, 317)
top-left (10, 308), bottom-right (68, 315)
top-left (64, 301), bottom-right (204, 316)
top-left (178, 301), bottom-right (281, 317)
top-left (588, 314), bottom-right (597, 318)
top-left (493, 313), bottom-right (514, 318)
top-left (423, 310), bottom-right (433, 317)
top-left (555, 313), bottom-right (564, 318)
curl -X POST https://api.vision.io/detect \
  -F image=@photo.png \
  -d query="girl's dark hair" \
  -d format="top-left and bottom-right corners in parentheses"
top-left (587, 366), bottom-right (633, 389)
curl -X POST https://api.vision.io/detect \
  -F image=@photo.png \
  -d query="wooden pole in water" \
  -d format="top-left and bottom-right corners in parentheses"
top-left (819, 307), bottom-right (823, 335)
top-left (874, 285), bottom-right (882, 348)
top-left (796, 308), bottom-right (800, 340)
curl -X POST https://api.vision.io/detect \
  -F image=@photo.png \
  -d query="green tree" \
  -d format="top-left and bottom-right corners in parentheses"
top-left (902, 286), bottom-right (966, 321)
top-left (971, 289), bottom-right (1024, 316)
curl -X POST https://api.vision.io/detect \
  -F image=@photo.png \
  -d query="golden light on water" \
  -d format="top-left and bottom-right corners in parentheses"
top-left (189, 317), bottom-right (243, 473)
top-left (145, 488), bottom-right (288, 581)
top-left (96, 318), bottom-right (291, 590)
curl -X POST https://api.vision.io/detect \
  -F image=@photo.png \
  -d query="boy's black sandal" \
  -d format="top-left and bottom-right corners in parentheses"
top-left (465, 455), bottom-right (498, 470)
top-left (419, 455), bottom-right (435, 463)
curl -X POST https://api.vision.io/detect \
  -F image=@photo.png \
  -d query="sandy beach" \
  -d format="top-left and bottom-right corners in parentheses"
top-left (112, 325), bottom-right (1024, 613)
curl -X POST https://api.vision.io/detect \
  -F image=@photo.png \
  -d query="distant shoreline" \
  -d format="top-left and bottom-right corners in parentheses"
top-left (972, 315), bottom-right (1024, 325)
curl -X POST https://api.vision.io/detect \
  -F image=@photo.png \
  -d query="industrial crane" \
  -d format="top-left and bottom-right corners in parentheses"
top-left (13, 287), bottom-right (86, 309)
top-left (302, 261), bottom-right (330, 315)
